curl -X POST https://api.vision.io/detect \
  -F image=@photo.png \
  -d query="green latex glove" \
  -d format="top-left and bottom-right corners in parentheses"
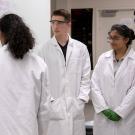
top-left (108, 110), bottom-right (121, 121)
top-left (102, 109), bottom-right (112, 118)
top-left (102, 109), bottom-right (121, 121)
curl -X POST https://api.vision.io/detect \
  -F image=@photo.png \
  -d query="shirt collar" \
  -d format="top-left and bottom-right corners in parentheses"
top-left (52, 34), bottom-right (73, 47)
top-left (113, 46), bottom-right (131, 62)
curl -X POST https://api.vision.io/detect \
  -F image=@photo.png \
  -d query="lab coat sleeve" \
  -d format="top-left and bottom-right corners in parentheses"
top-left (78, 46), bottom-right (91, 103)
top-left (91, 56), bottom-right (109, 113)
top-left (114, 73), bottom-right (135, 119)
top-left (37, 45), bottom-right (46, 61)
top-left (38, 66), bottom-right (51, 135)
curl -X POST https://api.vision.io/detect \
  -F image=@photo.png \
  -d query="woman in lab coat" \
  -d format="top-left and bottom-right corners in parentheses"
top-left (0, 14), bottom-right (50, 135)
top-left (91, 24), bottom-right (135, 135)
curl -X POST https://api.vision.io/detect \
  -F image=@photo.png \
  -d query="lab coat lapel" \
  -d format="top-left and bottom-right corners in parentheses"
top-left (52, 36), bottom-right (64, 55)
top-left (66, 43), bottom-right (73, 66)
top-left (66, 36), bottom-right (73, 66)
top-left (52, 35), bottom-right (74, 66)
top-left (115, 57), bottom-right (128, 80)
top-left (105, 50), bottom-right (114, 79)
top-left (115, 48), bottom-right (135, 80)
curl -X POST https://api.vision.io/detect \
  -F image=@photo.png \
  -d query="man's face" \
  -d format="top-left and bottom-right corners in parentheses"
top-left (50, 15), bottom-right (71, 37)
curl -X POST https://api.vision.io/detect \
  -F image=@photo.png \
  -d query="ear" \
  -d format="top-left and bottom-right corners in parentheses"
top-left (67, 22), bottom-right (71, 27)
top-left (124, 37), bottom-right (129, 44)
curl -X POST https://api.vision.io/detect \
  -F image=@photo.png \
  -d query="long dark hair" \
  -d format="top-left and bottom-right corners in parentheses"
top-left (0, 14), bottom-right (35, 59)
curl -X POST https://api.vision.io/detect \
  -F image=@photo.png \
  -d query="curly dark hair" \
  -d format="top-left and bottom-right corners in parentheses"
top-left (0, 14), bottom-right (35, 59)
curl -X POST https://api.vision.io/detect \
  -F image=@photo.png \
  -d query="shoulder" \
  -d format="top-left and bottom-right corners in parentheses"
top-left (28, 52), bottom-right (48, 71)
top-left (41, 39), bottom-right (53, 50)
top-left (71, 38), bottom-right (87, 48)
top-left (37, 38), bottom-right (54, 58)
top-left (70, 38), bottom-right (88, 55)
top-left (97, 50), bottom-right (113, 63)
top-left (100, 50), bottom-right (112, 59)
top-left (128, 48), bottom-right (135, 58)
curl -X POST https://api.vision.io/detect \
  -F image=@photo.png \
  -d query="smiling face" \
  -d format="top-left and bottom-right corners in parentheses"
top-left (50, 15), bottom-right (71, 37)
top-left (108, 30), bottom-right (129, 51)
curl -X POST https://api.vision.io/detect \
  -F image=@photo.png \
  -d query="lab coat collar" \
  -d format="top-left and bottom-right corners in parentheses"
top-left (127, 48), bottom-right (135, 60)
top-left (68, 35), bottom-right (74, 45)
top-left (51, 34), bottom-right (74, 47)
top-left (51, 34), bottom-right (74, 65)
top-left (104, 50), bottom-right (113, 58)
top-left (105, 48), bottom-right (135, 60)
top-left (104, 48), bottom-right (135, 79)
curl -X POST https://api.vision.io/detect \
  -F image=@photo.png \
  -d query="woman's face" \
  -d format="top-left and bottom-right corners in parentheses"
top-left (108, 30), bottom-right (129, 51)
top-left (0, 31), bottom-right (5, 45)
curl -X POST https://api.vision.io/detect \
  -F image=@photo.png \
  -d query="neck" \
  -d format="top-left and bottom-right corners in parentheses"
top-left (115, 46), bottom-right (128, 60)
top-left (55, 34), bottom-right (69, 46)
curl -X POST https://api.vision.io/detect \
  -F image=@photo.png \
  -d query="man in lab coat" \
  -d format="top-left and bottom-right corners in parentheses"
top-left (38, 9), bottom-right (91, 135)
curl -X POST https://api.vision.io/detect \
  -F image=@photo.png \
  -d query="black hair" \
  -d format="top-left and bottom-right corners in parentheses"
top-left (0, 14), bottom-right (35, 59)
top-left (52, 9), bottom-right (71, 22)
top-left (109, 24), bottom-right (135, 46)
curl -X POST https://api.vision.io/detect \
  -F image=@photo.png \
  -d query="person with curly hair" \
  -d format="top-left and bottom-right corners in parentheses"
top-left (0, 13), bottom-right (50, 135)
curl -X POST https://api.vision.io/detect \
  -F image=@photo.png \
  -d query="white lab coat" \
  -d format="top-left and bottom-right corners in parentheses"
top-left (0, 45), bottom-right (50, 135)
top-left (91, 48), bottom-right (135, 135)
top-left (38, 36), bottom-right (91, 135)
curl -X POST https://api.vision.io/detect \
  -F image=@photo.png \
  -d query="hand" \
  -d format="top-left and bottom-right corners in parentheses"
top-left (102, 109), bottom-right (112, 118)
top-left (102, 109), bottom-right (121, 121)
top-left (108, 110), bottom-right (121, 121)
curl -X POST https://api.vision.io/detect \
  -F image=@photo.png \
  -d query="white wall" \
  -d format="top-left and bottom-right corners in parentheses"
top-left (67, 0), bottom-right (135, 10)
top-left (5, 0), bottom-right (51, 46)
top-left (56, 0), bottom-right (68, 10)
top-left (51, 0), bottom-right (56, 13)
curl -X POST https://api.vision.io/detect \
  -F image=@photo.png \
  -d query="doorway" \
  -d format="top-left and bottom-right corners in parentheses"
top-left (71, 8), bottom-right (93, 69)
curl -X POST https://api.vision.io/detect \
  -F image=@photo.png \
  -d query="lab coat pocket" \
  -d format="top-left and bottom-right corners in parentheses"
top-left (72, 99), bottom-right (85, 120)
top-left (49, 98), bottom-right (65, 120)
top-left (68, 58), bottom-right (82, 74)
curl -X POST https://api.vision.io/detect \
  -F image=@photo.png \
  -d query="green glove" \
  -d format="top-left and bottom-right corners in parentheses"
top-left (102, 109), bottom-right (112, 118)
top-left (108, 110), bottom-right (121, 121)
top-left (102, 109), bottom-right (121, 121)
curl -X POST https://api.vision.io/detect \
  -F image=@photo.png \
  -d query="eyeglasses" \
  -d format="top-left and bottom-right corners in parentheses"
top-left (107, 36), bottom-right (124, 42)
top-left (50, 20), bottom-right (68, 25)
